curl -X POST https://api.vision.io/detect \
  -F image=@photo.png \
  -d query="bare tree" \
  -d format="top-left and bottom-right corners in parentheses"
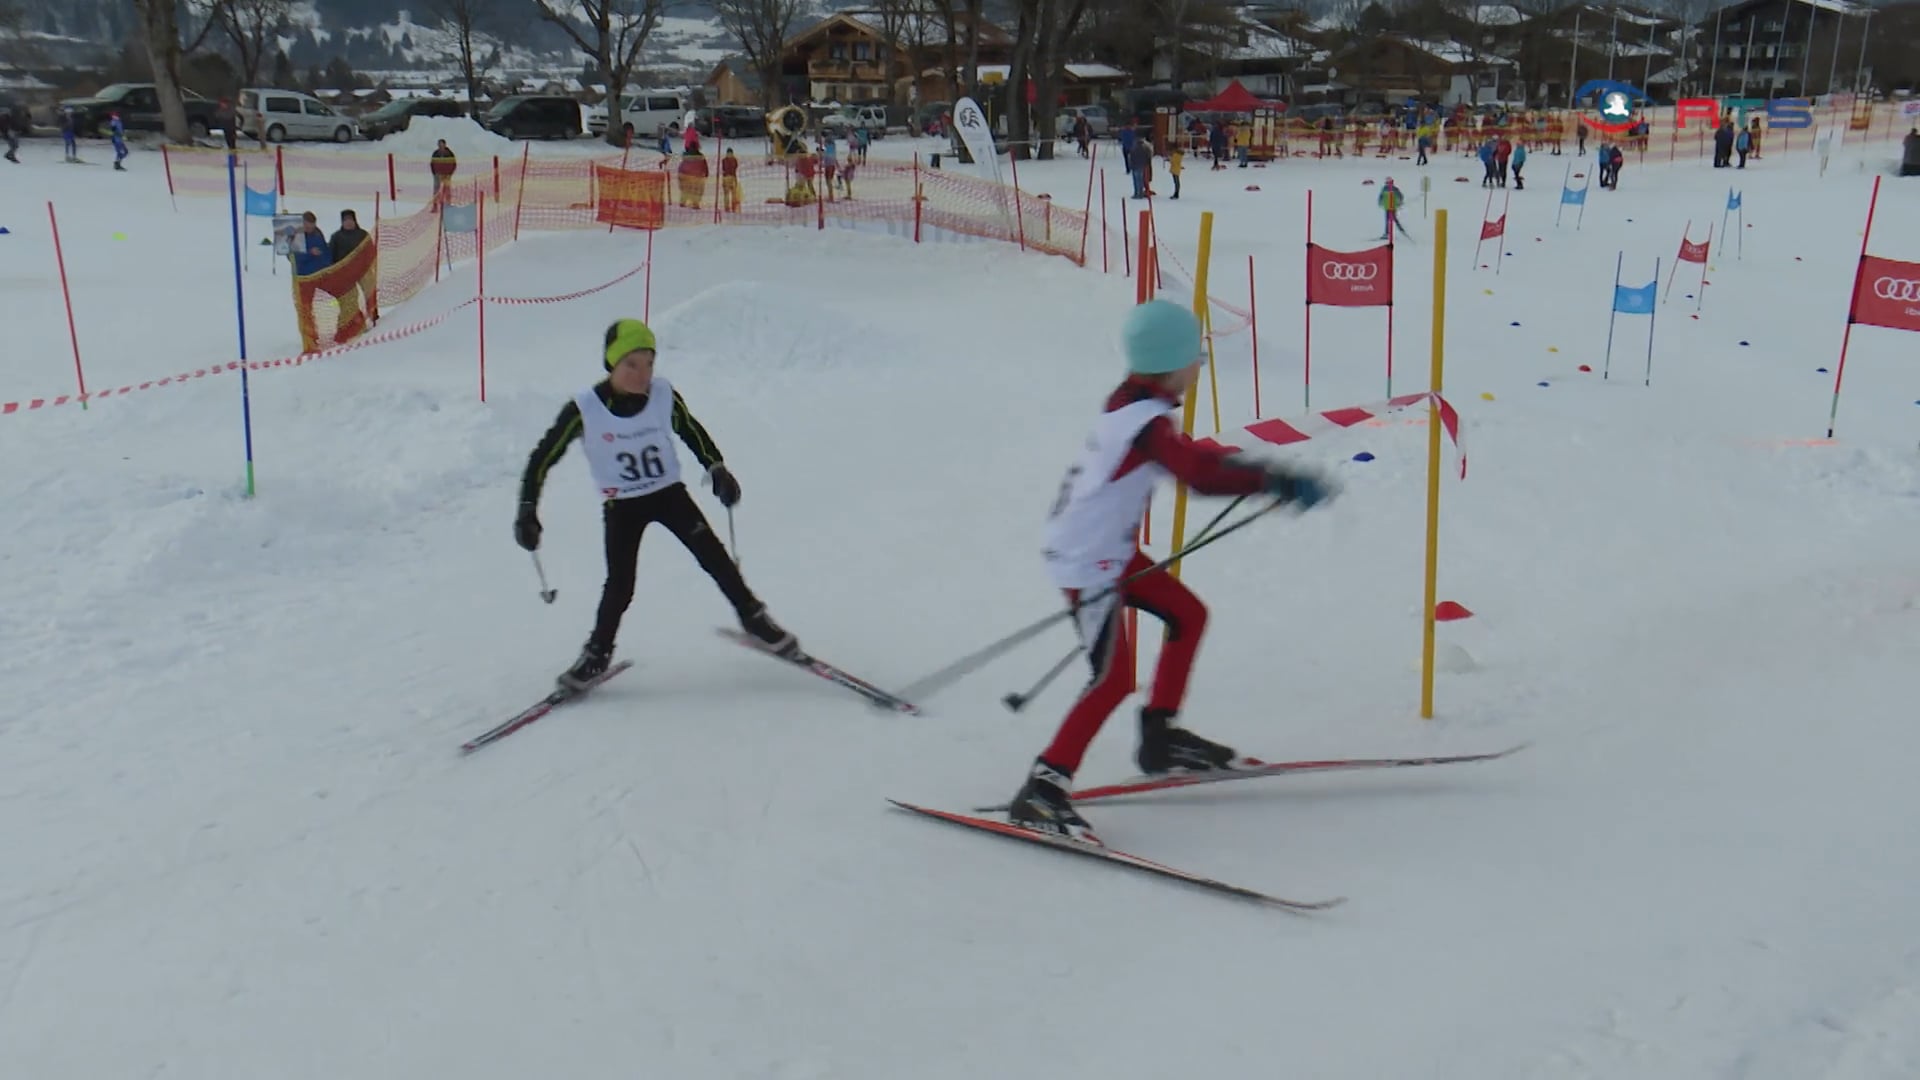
top-left (535, 0), bottom-right (676, 146)
top-left (1006, 0), bottom-right (1091, 159)
top-left (712, 0), bottom-right (811, 110)
top-left (0, 0), bottom-right (45, 70)
top-left (131, 0), bottom-right (223, 144)
top-left (190, 0), bottom-right (291, 90)
top-left (423, 0), bottom-right (507, 112)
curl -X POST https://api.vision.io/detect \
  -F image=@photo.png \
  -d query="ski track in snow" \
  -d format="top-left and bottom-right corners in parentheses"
top-left (2, 133), bottom-right (1919, 1077)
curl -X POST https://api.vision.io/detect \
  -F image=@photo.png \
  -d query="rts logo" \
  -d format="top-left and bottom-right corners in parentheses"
top-left (1574, 79), bottom-right (1814, 134)
top-left (1573, 80), bottom-right (1650, 136)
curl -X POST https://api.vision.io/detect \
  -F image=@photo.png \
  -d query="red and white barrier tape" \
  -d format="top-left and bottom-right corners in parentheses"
top-left (2, 260), bottom-right (648, 417)
top-left (1196, 392), bottom-right (1466, 479)
top-left (491, 261), bottom-right (648, 306)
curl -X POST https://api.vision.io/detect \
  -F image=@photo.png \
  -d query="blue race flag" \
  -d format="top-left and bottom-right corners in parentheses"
top-left (1613, 279), bottom-right (1657, 315)
top-left (1727, 188), bottom-right (1742, 210)
top-left (244, 185), bottom-right (277, 217)
top-left (442, 202), bottom-right (478, 233)
top-left (1561, 184), bottom-right (1587, 206)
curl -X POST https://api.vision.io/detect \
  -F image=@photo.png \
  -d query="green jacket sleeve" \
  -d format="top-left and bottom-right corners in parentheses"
top-left (519, 398), bottom-right (583, 506)
top-left (670, 389), bottom-right (724, 472)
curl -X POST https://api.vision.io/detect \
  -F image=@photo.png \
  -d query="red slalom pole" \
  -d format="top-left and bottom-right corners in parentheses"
top-left (46, 201), bottom-right (89, 410)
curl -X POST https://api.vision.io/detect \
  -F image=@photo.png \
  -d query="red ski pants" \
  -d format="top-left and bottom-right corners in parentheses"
top-left (1040, 551), bottom-right (1208, 774)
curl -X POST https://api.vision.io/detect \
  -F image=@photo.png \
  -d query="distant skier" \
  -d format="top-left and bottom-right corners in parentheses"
top-left (1, 110), bottom-right (17, 163)
top-left (514, 318), bottom-right (801, 691)
top-left (109, 112), bottom-right (127, 171)
top-left (1511, 141), bottom-right (1526, 189)
top-left (1006, 299), bottom-right (1336, 842)
top-left (61, 108), bottom-right (78, 162)
top-left (1378, 176), bottom-right (1410, 239)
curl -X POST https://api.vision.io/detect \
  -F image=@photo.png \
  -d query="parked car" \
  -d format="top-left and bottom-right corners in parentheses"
top-left (360, 96), bottom-right (467, 140)
top-left (617, 91), bottom-right (691, 142)
top-left (480, 95), bottom-right (582, 139)
top-left (61, 83), bottom-right (220, 139)
top-left (585, 94), bottom-right (633, 137)
top-left (821, 102), bottom-right (888, 136)
top-left (1055, 104), bottom-right (1111, 138)
top-left (694, 105), bottom-right (765, 138)
top-left (235, 88), bottom-right (359, 143)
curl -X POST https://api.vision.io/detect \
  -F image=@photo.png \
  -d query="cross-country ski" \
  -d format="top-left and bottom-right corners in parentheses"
top-left (970, 743), bottom-right (1528, 812)
top-left (715, 627), bottom-right (921, 714)
top-left (459, 660), bottom-right (634, 754)
top-left (888, 800), bottom-right (1344, 911)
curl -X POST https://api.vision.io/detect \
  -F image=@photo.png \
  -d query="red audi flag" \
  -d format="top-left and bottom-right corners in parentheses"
top-left (1848, 254), bottom-right (1920, 333)
top-left (1678, 235), bottom-right (1710, 264)
top-left (1306, 242), bottom-right (1393, 307)
top-left (1480, 214), bottom-right (1505, 240)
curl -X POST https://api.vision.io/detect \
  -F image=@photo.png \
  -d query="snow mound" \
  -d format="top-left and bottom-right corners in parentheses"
top-left (647, 276), bottom-right (915, 374)
top-left (379, 115), bottom-right (519, 159)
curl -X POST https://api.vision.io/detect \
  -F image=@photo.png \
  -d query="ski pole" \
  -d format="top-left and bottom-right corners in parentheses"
top-left (531, 551), bottom-right (557, 604)
top-left (1002, 645), bottom-right (1084, 713)
top-left (998, 497), bottom-right (1244, 713)
top-left (727, 506), bottom-right (739, 567)
top-left (892, 496), bottom-right (1274, 704)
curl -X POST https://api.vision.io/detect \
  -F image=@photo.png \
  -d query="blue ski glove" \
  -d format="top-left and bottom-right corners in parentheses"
top-left (1263, 465), bottom-right (1336, 509)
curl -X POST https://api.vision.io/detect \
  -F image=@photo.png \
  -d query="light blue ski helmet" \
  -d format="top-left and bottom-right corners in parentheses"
top-left (1122, 299), bottom-right (1203, 375)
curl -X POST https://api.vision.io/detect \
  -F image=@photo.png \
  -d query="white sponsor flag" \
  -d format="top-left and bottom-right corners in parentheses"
top-left (952, 97), bottom-right (1003, 185)
top-left (952, 95), bottom-right (1017, 239)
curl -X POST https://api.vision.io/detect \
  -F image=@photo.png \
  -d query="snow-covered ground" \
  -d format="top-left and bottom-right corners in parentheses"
top-left (3, 125), bottom-right (1919, 1079)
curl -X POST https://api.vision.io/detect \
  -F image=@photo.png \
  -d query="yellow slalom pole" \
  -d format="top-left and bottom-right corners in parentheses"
top-left (1420, 210), bottom-right (1448, 720)
top-left (1167, 210), bottom-right (1215, 581)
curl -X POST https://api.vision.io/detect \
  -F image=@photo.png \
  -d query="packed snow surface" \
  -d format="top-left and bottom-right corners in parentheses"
top-left (2, 126), bottom-right (1919, 1078)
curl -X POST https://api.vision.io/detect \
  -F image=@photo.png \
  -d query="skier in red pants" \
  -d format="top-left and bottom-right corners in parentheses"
top-left (1009, 299), bottom-right (1337, 841)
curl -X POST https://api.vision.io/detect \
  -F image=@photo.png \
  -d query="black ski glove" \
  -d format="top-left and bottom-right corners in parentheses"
top-left (708, 464), bottom-right (741, 508)
top-left (513, 500), bottom-right (542, 551)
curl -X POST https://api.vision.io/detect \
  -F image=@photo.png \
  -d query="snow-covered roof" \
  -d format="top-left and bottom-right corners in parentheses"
top-left (1394, 37), bottom-right (1516, 68)
top-left (1468, 5), bottom-right (1525, 26)
top-left (1211, 11), bottom-right (1317, 62)
top-left (0, 72), bottom-right (55, 91)
top-left (962, 64), bottom-right (1130, 83)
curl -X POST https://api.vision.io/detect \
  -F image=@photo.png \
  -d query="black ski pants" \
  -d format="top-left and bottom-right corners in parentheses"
top-left (589, 483), bottom-right (757, 652)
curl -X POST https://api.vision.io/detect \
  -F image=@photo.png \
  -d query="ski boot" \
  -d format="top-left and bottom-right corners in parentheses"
top-left (1135, 706), bottom-right (1244, 776)
top-left (738, 604), bottom-right (800, 659)
top-left (1007, 760), bottom-right (1098, 843)
top-left (557, 640), bottom-right (613, 692)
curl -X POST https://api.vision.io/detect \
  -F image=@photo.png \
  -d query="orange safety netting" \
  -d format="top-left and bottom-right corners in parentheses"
top-left (292, 233), bottom-right (378, 352)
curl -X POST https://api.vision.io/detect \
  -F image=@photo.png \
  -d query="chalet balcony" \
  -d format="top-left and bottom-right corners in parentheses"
top-left (806, 60), bottom-right (890, 81)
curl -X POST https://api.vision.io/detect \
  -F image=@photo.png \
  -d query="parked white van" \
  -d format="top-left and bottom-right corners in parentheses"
top-left (617, 90), bottom-right (691, 142)
top-left (235, 88), bottom-right (359, 143)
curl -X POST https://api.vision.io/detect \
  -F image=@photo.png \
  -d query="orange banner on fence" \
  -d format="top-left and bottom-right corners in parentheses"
top-left (593, 165), bottom-right (668, 230)
top-left (294, 237), bottom-right (379, 353)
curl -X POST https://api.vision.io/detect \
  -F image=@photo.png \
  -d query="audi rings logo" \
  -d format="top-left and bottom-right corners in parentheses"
top-left (1872, 277), bottom-right (1920, 303)
top-left (1322, 261), bottom-right (1380, 282)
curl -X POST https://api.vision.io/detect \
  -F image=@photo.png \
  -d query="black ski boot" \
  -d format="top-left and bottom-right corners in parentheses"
top-left (1007, 759), bottom-right (1098, 843)
top-left (1135, 706), bottom-right (1242, 775)
top-left (557, 641), bottom-right (612, 692)
top-left (739, 604), bottom-right (800, 659)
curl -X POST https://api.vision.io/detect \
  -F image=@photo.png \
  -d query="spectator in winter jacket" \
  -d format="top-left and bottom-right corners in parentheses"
top-left (1511, 142), bottom-right (1527, 189)
top-left (1902, 128), bottom-right (1920, 177)
top-left (430, 140), bottom-right (457, 208)
top-left (61, 108), bottom-right (77, 162)
top-left (1735, 127), bottom-right (1753, 168)
top-left (1714, 121), bottom-right (1735, 167)
top-left (721, 147), bottom-right (742, 211)
top-left (1478, 138), bottom-right (1497, 187)
top-left (1129, 137), bottom-right (1153, 198)
top-left (1118, 123), bottom-right (1137, 177)
top-left (329, 209), bottom-right (376, 322)
top-left (329, 209), bottom-right (368, 262)
top-left (1494, 137), bottom-right (1513, 187)
top-left (1, 111), bottom-right (17, 164)
top-left (677, 147), bottom-right (709, 208)
top-left (1168, 146), bottom-right (1183, 199)
top-left (292, 211), bottom-right (333, 276)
